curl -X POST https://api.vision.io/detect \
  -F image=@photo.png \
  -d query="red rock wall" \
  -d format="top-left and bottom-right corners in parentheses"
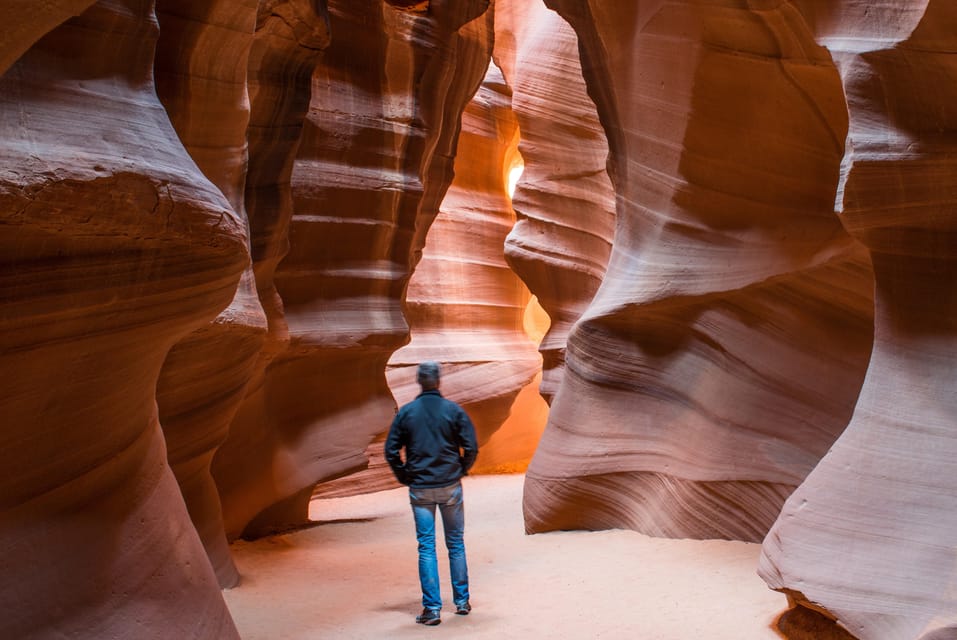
top-left (210, 0), bottom-right (332, 543)
top-left (759, 2), bottom-right (957, 638)
top-left (0, 0), bottom-right (244, 637)
top-left (217, 0), bottom-right (494, 535)
top-left (523, 0), bottom-right (875, 542)
top-left (0, 1), bottom-right (97, 75)
top-left (153, 0), bottom-right (268, 588)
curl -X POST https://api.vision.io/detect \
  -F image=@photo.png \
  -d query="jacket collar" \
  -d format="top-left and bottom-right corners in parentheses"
top-left (417, 389), bottom-right (443, 398)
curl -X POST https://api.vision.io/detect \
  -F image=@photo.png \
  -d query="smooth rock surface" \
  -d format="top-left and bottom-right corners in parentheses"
top-left (153, 0), bottom-right (268, 588)
top-left (210, 0), bottom-right (331, 543)
top-left (759, 3), bottom-right (957, 638)
top-left (495, 0), bottom-right (615, 404)
top-left (0, 1), bottom-right (245, 636)
top-left (524, 0), bottom-right (874, 542)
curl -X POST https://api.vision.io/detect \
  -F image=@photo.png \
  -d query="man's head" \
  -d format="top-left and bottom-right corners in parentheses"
top-left (417, 361), bottom-right (441, 391)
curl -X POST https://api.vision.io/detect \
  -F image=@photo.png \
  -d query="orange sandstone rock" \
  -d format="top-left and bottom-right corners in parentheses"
top-left (218, 0), bottom-right (494, 534)
top-left (495, 0), bottom-right (615, 404)
top-left (153, 0), bottom-right (268, 588)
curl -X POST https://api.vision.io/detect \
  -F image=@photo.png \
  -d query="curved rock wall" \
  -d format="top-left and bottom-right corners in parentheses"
top-left (524, 1), bottom-right (875, 542)
top-left (759, 3), bottom-right (957, 638)
top-left (386, 62), bottom-right (544, 475)
top-left (0, 1), bottom-right (244, 637)
top-left (211, 0), bottom-right (331, 542)
top-left (0, 0), bottom-right (97, 75)
top-left (495, 0), bottom-right (615, 404)
top-left (218, 0), bottom-right (494, 534)
top-left (153, 0), bottom-right (268, 588)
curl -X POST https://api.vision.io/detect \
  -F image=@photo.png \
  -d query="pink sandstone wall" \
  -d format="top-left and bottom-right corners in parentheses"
top-left (4, 2), bottom-right (957, 638)
top-left (524, 0), bottom-right (874, 543)
top-left (759, 2), bottom-right (957, 638)
top-left (210, 0), bottom-right (332, 542)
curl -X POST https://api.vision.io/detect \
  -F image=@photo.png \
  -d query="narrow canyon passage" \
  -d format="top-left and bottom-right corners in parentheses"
top-left (224, 474), bottom-right (785, 639)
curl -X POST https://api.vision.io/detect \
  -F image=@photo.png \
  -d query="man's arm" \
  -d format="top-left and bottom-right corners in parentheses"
top-left (384, 412), bottom-right (410, 485)
top-left (456, 406), bottom-right (479, 474)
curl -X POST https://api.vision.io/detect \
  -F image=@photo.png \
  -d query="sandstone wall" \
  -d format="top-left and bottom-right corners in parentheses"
top-left (153, 0), bottom-right (268, 588)
top-left (217, 0), bottom-right (494, 533)
top-left (0, 0), bottom-right (245, 636)
top-left (386, 62), bottom-right (544, 475)
top-left (524, 0), bottom-right (874, 543)
top-left (210, 0), bottom-right (332, 542)
top-left (759, 2), bottom-right (957, 638)
top-left (494, 0), bottom-right (615, 404)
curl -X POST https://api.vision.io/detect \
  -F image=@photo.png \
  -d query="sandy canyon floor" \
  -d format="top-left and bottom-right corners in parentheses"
top-left (224, 474), bottom-right (787, 639)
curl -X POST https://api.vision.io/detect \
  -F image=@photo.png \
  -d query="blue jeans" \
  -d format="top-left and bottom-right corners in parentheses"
top-left (410, 482), bottom-right (469, 611)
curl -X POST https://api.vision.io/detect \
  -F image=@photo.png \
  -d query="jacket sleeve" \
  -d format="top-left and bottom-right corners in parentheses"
top-left (384, 411), bottom-right (410, 485)
top-left (456, 406), bottom-right (479, 474)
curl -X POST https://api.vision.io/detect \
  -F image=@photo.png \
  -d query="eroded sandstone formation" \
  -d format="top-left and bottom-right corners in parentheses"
top-left (759, 3), bottom-right (957, 638)
top-left (494, 0), bottom-right (615, 404)
top-left (386, 62), bottom-right (544, 474)
top-left (216, 0), bottom-right (494, 536)
top-left (153, 0), bottom-right (268, 588)
top-left (523, 1), bottom-right (875, 542)
top-left (210, 0), bottom-right (332, 543)
top-left (0, 1), bottom-right (243, 637)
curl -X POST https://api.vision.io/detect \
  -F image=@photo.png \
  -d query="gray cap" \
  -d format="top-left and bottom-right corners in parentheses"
top-left (416, 361), bottom-right (441, 388)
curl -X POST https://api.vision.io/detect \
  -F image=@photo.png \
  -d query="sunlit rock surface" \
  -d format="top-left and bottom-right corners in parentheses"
top-left (153, 0), bottom-right (268, 588)
top-left (495, 0), bottom-right (615, 404)
top-left (218, 0), bottom-right (494, 533)
top-left (524, 1), bottom-right (874, 542)
top-left (0, 1), bottom-right (244, 637)
top-left (386, 63), bottom-right (545, 474)
top-left (759, 3), bottom-right (957, 638)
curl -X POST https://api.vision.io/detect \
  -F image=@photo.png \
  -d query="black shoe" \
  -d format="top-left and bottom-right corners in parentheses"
top-left (455, 601), bottom-right (471, 615)
top-left (416, 609), bottom-right (441, 626)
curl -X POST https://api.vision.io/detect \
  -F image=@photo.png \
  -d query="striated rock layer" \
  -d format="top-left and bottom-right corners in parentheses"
top-left (523, 1), bottom-right (875, 542)
top-left (495, 0), bottom-right (615, 404)
top-left (759, 2), bottom-right (957, 638)
top-left (0, 1), bottom-right (243, 637)
top-left (153, 0), bottom-right (267, 588)
top-left (219, 0), bottom-right (494, 533)
top-left (211, 0), bottom-right (331, 542)
top-left (385, 63), bottom-right (545, 475)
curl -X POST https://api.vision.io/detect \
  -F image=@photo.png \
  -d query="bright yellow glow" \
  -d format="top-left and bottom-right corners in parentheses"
top-left (523, 295), bottom-right (551, 346)
top-left (507, 161), bottom-right (525, 199)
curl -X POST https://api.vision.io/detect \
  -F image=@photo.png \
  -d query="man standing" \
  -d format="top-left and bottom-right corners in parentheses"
top-left (385, 361), bottom-right (479, 626)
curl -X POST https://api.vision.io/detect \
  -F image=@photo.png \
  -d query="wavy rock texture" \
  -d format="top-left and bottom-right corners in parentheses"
top-left (386, 63), bottom-right (545, 475)
top-left (0, 1), bottom-right (244, 637)
top-left (220, 0), bottom-right (493, 534)
top-left (152, 0), bottom-right (268, 588)
top-left (759, 3), bottom-right (957, 638)
top-left (524, 1), bottom-right (875, 542)
top-left (494, 0), bottom-right (615, 404)
top-left (211, 0), bottom-right (331, 542)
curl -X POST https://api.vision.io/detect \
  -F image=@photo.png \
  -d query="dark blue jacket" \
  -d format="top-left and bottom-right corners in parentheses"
top-left (384, 390), bottom-right (479, 488)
